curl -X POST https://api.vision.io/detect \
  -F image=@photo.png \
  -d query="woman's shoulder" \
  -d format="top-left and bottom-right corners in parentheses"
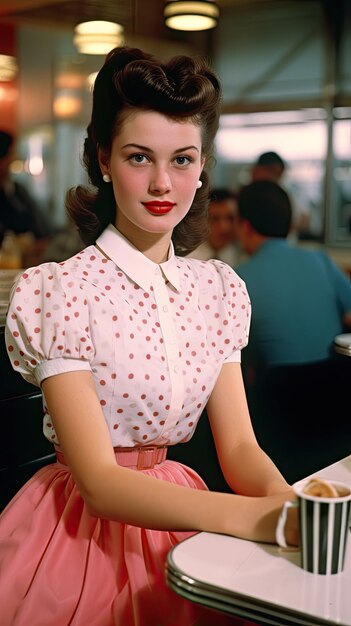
top-left (176, 256), bottom-right (251, 357)
top-left (16, 246), bottom-right (96, 289)
top-left (177, 255), bottom-right (246, 289)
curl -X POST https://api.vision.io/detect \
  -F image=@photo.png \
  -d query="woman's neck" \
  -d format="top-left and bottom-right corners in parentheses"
top-left (114, 222), bottom-right (171, 264)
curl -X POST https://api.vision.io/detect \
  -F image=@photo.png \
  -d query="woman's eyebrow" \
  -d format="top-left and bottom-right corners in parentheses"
top-left (174, 145), bottom-right (200, 154)
top-left (122, 143), bottom-right (200, 154)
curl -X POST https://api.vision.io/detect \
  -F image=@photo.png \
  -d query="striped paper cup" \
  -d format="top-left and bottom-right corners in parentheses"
top-left (276, 478), bottom-right (351, 575)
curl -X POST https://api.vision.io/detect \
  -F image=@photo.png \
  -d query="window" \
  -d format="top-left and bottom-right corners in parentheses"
top-left (214, 109), bottom-right (328, 240)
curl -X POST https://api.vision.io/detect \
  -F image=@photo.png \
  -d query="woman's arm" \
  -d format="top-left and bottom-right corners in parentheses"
top-left (207, 362), bottom-right (291, 496)
top-left (42, 370), bottom-right (297, 544)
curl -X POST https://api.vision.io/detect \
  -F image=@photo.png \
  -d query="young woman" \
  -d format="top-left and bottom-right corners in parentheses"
top-left (0, 47), bottom-right (297, 626)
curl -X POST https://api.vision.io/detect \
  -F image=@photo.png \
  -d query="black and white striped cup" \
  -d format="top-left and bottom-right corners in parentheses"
top-left (276, 478), bottom-right (351, 575)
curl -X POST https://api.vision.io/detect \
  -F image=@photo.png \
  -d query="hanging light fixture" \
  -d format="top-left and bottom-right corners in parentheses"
top-left (0, 55), bottom-right (18, 81)
top-left (74, 20), bottom-right (124, 55)
top-left (164, 1), bottom-right (219, 31)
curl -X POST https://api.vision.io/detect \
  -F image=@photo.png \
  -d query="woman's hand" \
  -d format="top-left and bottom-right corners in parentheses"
top-left (218, 490), bottom-right (299, 546)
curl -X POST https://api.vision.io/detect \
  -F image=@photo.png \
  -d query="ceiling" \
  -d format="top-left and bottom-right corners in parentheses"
top-left (0, 0), bottom-right (290, 41)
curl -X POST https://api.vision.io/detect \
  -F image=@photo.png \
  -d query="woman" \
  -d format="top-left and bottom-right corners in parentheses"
top-left (0, 47), bottom-right (297, 626)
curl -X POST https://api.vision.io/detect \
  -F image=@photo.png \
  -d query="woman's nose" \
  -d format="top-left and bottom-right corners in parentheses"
top-left (149, 167), bottom-right (171, 194)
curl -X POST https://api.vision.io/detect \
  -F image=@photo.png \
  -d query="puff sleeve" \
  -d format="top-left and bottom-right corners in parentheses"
top-left (5, 264), bottom-right (95, 387)
top-left (196, 259), bottom-right (251, 364)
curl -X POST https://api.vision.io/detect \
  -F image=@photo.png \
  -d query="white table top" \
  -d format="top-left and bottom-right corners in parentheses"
top-left (166, 456), bottom-right (351, 626)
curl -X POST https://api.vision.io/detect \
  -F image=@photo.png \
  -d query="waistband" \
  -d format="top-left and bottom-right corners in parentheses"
top-left (55, 445), bottom-right (168, 471)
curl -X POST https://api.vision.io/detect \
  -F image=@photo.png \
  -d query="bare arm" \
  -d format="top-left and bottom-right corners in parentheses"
top-left (42, 369), bottom-right (297, 545)
top-left (207, 362), bottom-right (290, 496)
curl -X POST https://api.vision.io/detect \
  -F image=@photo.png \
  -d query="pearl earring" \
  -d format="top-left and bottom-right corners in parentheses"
top-left (197, 180), bottom-right (203, 189)
top-left (103, 174), bottom-right (111, 183)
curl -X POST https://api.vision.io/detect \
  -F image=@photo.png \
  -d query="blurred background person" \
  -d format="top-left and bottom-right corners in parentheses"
top-left (0, 130), bottom-right (51, 246)
top-left (190, 187), bottom-right (244, 266)
top-left (251, 151), bottom-right (285, 184)
top-left (235, 180), bottom-right (351, 388)
top-left (250, 151), bottom-right (318, 239)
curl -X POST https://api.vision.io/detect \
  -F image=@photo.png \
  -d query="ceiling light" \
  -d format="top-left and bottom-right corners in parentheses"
top-left (74, 20), bottom-right (124, 55)
top-left (164, 1), bottom-right (219, 31)
top-left (0, 55), bottom-right (18, 81)
top-left (53, 91), bottom-right (82, 119)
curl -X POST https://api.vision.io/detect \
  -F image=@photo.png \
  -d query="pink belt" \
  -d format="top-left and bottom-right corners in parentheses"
top-left (55, 445), bottom-right (168, 471)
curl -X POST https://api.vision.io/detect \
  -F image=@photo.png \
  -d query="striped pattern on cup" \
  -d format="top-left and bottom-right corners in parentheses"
top-left (300, 497), bottom-right (351, 574)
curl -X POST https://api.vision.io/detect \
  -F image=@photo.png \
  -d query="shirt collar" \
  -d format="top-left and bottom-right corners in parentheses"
top-left (258, 238), bottom-right (289, 253)
top-left (96, 224), bottom-right (181, 292)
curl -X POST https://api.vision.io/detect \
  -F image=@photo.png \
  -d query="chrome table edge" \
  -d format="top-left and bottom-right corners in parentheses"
top-left (165, 541), bottom-right (344, 626)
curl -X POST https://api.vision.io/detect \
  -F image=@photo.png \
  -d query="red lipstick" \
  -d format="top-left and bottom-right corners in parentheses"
top-left (142, 201), bottom-right (175, 215)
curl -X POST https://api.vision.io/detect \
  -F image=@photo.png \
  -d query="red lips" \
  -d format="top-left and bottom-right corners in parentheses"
top-left (142, 202), bottom-right (175, 215)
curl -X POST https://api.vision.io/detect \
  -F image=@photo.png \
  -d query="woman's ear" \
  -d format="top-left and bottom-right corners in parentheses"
top-left (98, 147), bottom-right (110, 178)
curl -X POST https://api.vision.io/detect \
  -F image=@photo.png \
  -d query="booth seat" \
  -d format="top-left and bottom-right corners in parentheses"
top-left (246, 356), bottom-right (351, 484)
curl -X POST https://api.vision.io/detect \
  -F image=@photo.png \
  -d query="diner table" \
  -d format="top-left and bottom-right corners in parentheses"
top-left (166, 455), bottom-right (351, 626)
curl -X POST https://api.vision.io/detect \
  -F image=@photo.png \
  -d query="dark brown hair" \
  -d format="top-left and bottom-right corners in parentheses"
top-left (237, 181), bottom-right (292, 238)
top-left (66, 46), bottom-right (221, 254)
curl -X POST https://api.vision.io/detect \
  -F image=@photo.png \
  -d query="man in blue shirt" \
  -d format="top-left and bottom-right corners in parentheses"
top-left (236, 181), bottom-right (351, 381)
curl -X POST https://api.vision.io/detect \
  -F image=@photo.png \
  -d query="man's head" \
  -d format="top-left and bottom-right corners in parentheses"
top-left (237, 181), bottom-right (292, 255)
top-left (251, 151), bottom-right (285, 183)
top-left (207, 188), bottom-right (239, 251)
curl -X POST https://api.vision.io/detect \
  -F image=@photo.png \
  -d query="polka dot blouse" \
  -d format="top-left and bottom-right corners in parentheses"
top-left (5, 224), bottom-right (251, 448)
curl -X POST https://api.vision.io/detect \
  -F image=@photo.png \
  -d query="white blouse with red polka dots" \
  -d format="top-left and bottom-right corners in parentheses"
top-left (5, 224), bottom-right (251, 448)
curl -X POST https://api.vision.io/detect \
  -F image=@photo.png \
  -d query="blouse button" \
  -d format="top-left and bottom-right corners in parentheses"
top-left (174, 365), bottom-right (179, 373)
top-left (155, 268), bottom-right (160, 275)
top-left (162, 305), bottom-right (168, 312)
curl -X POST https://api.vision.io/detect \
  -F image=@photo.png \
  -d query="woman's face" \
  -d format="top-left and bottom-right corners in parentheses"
top-left (99, 110), bottom-right (204, 242)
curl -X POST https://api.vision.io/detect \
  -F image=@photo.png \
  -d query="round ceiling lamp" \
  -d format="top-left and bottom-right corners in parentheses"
top-left (74, 20), bottom-right (124, 55)
top-left (53, 91), bottom-right (82, 119)
top-left (0, 55), bottom-right (18, 81)
top-left (164, 1), bottom-right (219, 31)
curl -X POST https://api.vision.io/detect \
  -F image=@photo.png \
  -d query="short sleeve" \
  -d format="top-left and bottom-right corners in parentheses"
top-left (196, 259), bottom-right (251, 364)
top-left (5, 264), bottom-right (94, 387)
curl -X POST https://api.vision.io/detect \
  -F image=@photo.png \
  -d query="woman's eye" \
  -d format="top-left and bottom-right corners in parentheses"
top-left (129, 154), bottom-right (148, 164)
top-left (174, 156), bottom-right (192, 166)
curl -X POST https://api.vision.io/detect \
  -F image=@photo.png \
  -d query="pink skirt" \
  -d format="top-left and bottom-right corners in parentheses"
top-left (0, 453), bottom-right (249, 626)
